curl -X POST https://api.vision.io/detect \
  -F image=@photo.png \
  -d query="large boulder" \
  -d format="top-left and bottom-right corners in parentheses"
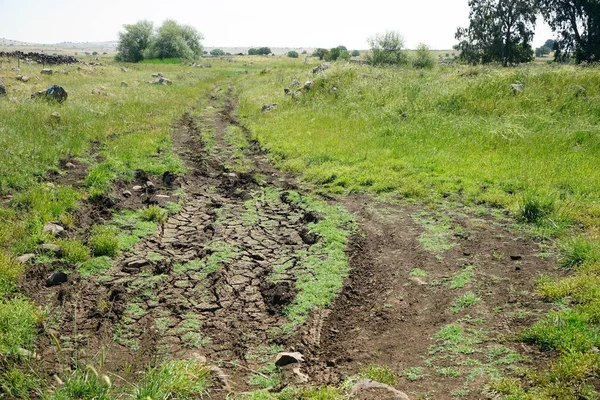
top-left (312, 62), bottom-right (331, 74)
top-left (32, 85), bottom-right (68, 103)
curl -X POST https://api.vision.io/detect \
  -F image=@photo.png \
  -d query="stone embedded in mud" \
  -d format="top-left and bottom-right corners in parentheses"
top-left (127, 259), bottom-right (149, 268)
top-left (43, 222), bottom-right (64, 236)
top-left (510, 255), bottom-right (522, 260)
top-left (162, 171), bottom-right (177, 186)
top-left (275, 351), bottom-right (305, 367)
top-left (64, 162), bottom-right (75, 169)
top-left (292, 367), bottom-right (309, 383)
top-left (41, 69), bottom-right (53, 75)
top-left (50, 112), bottom-right (61, 123)
top-left (46, 271), bottom-right (68, 287)
top-left (132, 185), bottom-right (143, 191)
top-left (261, 103), bottom-right (277, 112)
top-left (122, 190), bottom-right (132, 198)
top-left (350, 379), bottom-right (411, 400)
top-left (40, 243), bottom-right (62, 255)
top-left (16, 253), bottom-right (36, 264)
top-left (121, 81), bottom-right (128, 87)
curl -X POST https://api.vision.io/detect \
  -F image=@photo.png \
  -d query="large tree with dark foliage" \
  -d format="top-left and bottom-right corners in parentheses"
top-left (116, 20), bottom-right (154, 62)
top-left (455, 0), bottom-right (537, 66)
top-left (539, 0), bottom-right (600, 63)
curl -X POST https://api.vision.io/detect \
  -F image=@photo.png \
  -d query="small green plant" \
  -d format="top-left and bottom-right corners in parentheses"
top-left (410, 268), bottom-right (429, 277)
top-left (47, 368), bottom-right (111, 400)
top-left (140, 206), bottom-right (168, 223)
top-left (55, 239), bottom-right (91, 263)
top-left (359, 364), bottom-right (397, 386)
top-left (517, 195), bottom-right (554, 224)
top-left (449, 266), bottom-right (475, 289)
top-left (403, 367), bottom-right (425, 381)
top-left (436, 366), bottom-right (461, 377)
top-left (88, 225), bottom-right (120, 257)
top-left (451, 292), bottom-right (481, 313)
top-left (0, 251), bottom-right (24, 296)
top-left (79, 257), bottom-right (112, 276)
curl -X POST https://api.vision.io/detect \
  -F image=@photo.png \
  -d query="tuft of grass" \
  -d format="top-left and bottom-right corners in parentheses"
top-left (0, 251), bottom-right (24, 297)
top-left (79, 256), bottom-right (113, 277)
top-left (140, 205), bottom-right (169, 223)
top-left (54, 239), bottom-right (91, 263)
top-left (410, 268), bottom-right (428, 277)
top-left (451, 292), bottom-right (481, 313)
top-left (133, 360), bottom-right (211, 400)
top-left (0, 366), bottom-right (43, 399)
top-left (560, 236), bottom-right (600, 268)
top-left (403, 367), bottom-right (426, 381)
top-left (359, 364), bottom-right (397, 386)
top-left (47, 369), bottom-right (111, 400)
top-left (517, 194), bottom-right (554, 224)
top-left (0, 297), bottom-right (38, 357)
top-left (88, 225), bottom-right (120, 257)
top-left (449, 266), bottom-right (475, 289)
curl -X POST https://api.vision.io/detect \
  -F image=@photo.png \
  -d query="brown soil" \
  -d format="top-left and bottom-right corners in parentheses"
top-left (21, 88), bottom-right (558, 400)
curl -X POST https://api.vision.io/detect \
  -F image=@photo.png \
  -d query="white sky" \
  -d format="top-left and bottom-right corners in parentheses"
top-left (0, 0), bottom-right (554, 49)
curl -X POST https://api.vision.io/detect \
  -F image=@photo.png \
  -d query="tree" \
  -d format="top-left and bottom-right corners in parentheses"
top-left (116, 20), bottom-right (154, 62)
top-left (413, 43), bottom-right (435, 68)
top-left (535, 45), bottom-right (551, 57)
top-left (287, 51), bottom-right (299, 58)
top-left (454, 0), bottom-right (536, 66)
top-left (210, 48), bottom-right (225, 56)
top-left (539, 0), bottom-right (600, 63)
top-left (351, 50), bottom-right (360, 57)
top-left (248, 48), bottom-right (258, 55)
top-left (544, 39), bottom-right (556, 49)
top-left (367, 31), bottom-right (409, 66)
top-left (325, 46), bottom-right (350, 61)
top-left (145, 20), bottom-right (203, 60)
top-left (312, 48), bottom-right (329, 60)
top-left (257, 47), bottom-right (271, 55)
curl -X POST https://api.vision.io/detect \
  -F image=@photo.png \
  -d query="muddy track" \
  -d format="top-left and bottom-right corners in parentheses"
top-left (25, 88), bottom-right (328, 395)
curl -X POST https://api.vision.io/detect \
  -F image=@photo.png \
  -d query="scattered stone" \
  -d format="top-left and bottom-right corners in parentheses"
top-left (11, 67), bottom-right (20, 71)
top-left (275, 352), bottom-right (304, 367)
top-left (350, 379), bottom-right (411, 400)
top-left (162, 171), bottom-right (177, 186)
top-left (151, 72), bottom-right (164, 77)
top-left (21, 75), bottom-right (30, 82)
top-left (261, 103), bottom-right (278, 112)
top-left (146, 180), bottom-right (156, 190)
top-left (155, 194), bottom-right (170, 199)
top-left (303, 81), bottom-right (314, 90)
top-left (284, 88), bottom-right (291, 95)
top-left (569, 85), bottom-right (586, 96)
top-left (150, 77), bottom-right (172, 85)
top-left (127, 259), bottom-right (149, 268)
top-left (409, 276), bottom-right (427, 285)
top-left (331, 86), bottom-right (338, 93)
top-left (32, 85), bottom-right (68, 103)
top-left (121, 81), bottom-right (128, 87)
top-left (64, 162), bottom-right (75, 169)
top-left (50, 112), bottom-right (61, 123)
top-left (291, 79), bottom-right (301, 87)
top-left (312, 62), bottom-right (331, 74)
top-left (510, 255), bottom-right (522, 261)
top-left (360, 73), bottom-right (372, 78)
top-left (41, 69), bottom-right (53, 75)
top-left (122, 190), bottom-right (132, 198)
top-left (292, 91), bottom-right (302, 99)
top-left (17, 348), bottom-right (40, 359)
top-left (132, 185), bottom-right (143, 191)
top-left (292, 367), bottom-right (309, 383)
top-left (16, 253), bottom-right (36, 263)
top-left (510, 83), bottom-right (524, 94)
top-left (375, 72), bottom-right (383, 79)
top-left (121, 66), bottom-right (128, 72)
top-left (133, 81), bottom-right (140, 87)
top-left (92, 86), bottom-right (107, 95)
top-left (40, 243), bottom-right (62, 255)
top-left (46, 271), bottom-right (68, 287)
top-left (43, 222), bottom-right (64, 236)
top-left (0, 82), bottom-right (6, 96)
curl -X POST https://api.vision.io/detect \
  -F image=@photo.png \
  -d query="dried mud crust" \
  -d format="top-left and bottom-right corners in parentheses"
top-left (25, 90), bottom-right (328, 394)
top-left (304, 197), bottom-right (558, 399)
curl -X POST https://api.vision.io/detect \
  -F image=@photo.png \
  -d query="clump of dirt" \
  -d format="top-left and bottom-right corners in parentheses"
top-left (261, 281), bottom-right (297, 316)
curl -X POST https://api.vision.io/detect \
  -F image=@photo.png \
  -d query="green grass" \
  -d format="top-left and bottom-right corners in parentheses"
top-left (0, 297), bottom-right (38, 357)
top-left (451, 292), bottom-right (481, 313)
top-left (410, 268), bottom-right (429, 277)
top-left (54, 238), bottom-right (91, 263)
top-left (88, 225), bottom-right (120, 257)
top-left (359, 364), bottom-right (397, 385)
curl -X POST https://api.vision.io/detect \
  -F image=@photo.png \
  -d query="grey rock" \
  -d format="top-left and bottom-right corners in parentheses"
top-left (350, 379), bottom-right (410, 400)
top-left (292, 91), bottom-right (302, 99)
top-left (132, 185), bottom-right (143, 191)
top-left (46, 271), bottom-right (68, 287)
top-left (331, 86), bottom-right (338, 93)
top-left (303, 81), bottom-right (314, 90)
top-left (261, 103), bottom-right (278, 112)
top-left (510, 83), bottom-right (524, 94)
top-left (121, 81), bottom-right (128, 87)
top-left (284, 88), bottom-right (291, 95)
top-left (146, 180), bottom-right (156, 190)
top-left (151, 72), bottom-right (164, 77)
top-left (21, 75), bottom-right (30, 82)
top-left (291, 79), bottom-right (301, 87)
top-left (121, 66), bottom-right (128, 72)
top-left (40, 243), bottom-right (62, 255)
top-left (41, 69), bottom-right (53, 75)
top-left (127, 259), bottom-right (149, 268)
top-left (16, 253), bottom-right (36, 263)
top-left (360, 73), bottom-right (372, 78)
top-left (0, 82), bottom-right (6, 96)
top-left (43, 222), bottom-right (64, 236)
top-left (122, 190), bottom-right (132, 198)
top-left (50, 112), bottom-right (61, 123)
top-left (275, 351), bottom-right (304, 367)
top-left (64, 162), bottom-right (75, 169)
top-left (312, 62), bottom-right (331, 74)
top-left (150, 77), bottom-right (172, 85)
top-left (570, 85), bottom-right (586, 96)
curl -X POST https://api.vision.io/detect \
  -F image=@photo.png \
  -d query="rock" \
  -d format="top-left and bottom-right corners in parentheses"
top-left (510, 83), bottom-right (524, 94)
top-left (350, 379), bottom-right (411, 400)
top-left (312, 62), bottom-right (331, 74)
top-left (32, 85), bottom-right (68, 103)
top-left (155, 194), bottom-right (170, 199)
top-left (0, 82), bottom-right (6, 96)
top-left (292, 367), bottom-right (309, 383)
top-left (92, 87), bottom-right (107, 95)
top-left (375, 72), bottom-right (383, 79)
top-left (127, 259), bottom-right (149, 268)
top-left (121, 81), bottom-right (128, 87)
top-left (360, 73), bottom-right (372, 78)
top-left (150, 77), bottom-right (172, 85)
top-left (569, 85), bottom-right (586, 96)
top-left (292, 91), bottom-right (302, 99)
top-left (284, 88), bottom-right (291, 95)
top-left (46, 271), bottom-right (68, 287)
top-left (510, 255), bottom-right (522, 261)
top-left (43, 222), bottom-right (64, 236)
top-left (40, 243), bottom-right (62, 255)
top-left (261, 103), bottom-right (278, 112)
top-left (132, 185), bottom-right (143, 191)
top-left (151, 72), bottom-right (164, 78)
top-left (16, 253), bottom-right (36, 263)
top-left (331, 86), bottom-right (338, 93)
top-left (50, 112), bottom-right (61, 123)
top-left (17, 347), bottom-right (40, 359)
top-left (145, 180), bottom-right (156, 190)
top-left (409, 276), bottom-right (427, 285)
top-left (11, 67), bottom-right (20, 71)
top-left (133, 81), bottom-right (140, 87)
top-left (275, 352), bottom-right (304, 367)
top-left (64, 162), bottom-right (75, 169)
top-left (21, 75), bottom-right (30, 82)
top-left (162, 171), bottom-right (177, 186)
top-left (304, 81), bottom-right (314, 90)
top-left (41, 69), bottom-right (53, 75)
top-left (121, 66), bottom-right (128, 72)
top-left (122, 190), bottom-right (132, 198)
top-left (291, 79), bottom-right (301, 87)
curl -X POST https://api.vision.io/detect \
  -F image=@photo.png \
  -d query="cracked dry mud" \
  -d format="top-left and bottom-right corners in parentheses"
top-left (27, 90), bottom-right (332, 395)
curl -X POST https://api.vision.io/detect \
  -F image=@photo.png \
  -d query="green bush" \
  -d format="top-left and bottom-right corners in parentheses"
top-left (287, 51), bottom-right (299, 58)
top-left (560, 237), bottom-right (600, 268)
top-left (140, 206), bottom-right (168, 223)
top-left (88, 225), bottom-right (120, 257)
top-left (517, 195), bottom-right (554, 224)
top-left (359, 364), bottom-right (397, 386)
top-left (55, 239), bottom-right (91, 263)
top-left (48, 369), bottom-right (111, 400)
top-left (367, 31), bottom-right (408, 66)
top-left (413, 43), bottom-right (435, 69)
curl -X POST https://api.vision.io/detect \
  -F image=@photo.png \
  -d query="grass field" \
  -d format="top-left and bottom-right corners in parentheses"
top-left (0, 51), bottom-right (599, 399)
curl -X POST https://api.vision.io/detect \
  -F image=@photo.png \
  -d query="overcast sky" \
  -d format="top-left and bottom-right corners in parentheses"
top-left (0, 0), bottom-right (554, 49)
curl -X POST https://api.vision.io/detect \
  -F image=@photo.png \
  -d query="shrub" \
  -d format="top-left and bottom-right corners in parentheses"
top-left (367, 30), bottom-right (409, 66)
top-left (413, 43), bottom-right (435, 69)
top-left (287, 51), bottom-right (299, 58)
top-left (88, 226), bottom-right (120, 257)
top-left (351, 50), bottom-right (360, 57)
top-left (210, 48), bottom-right (225, 56)
top-left (140, 206), bottom-right (168, 223)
